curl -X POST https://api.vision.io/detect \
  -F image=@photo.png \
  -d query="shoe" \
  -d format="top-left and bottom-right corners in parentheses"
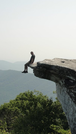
top-left (22, 70), bottom-right (28, 73)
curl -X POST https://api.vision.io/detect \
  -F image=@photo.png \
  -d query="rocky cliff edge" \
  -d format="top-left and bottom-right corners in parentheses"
top-left (30, 58), bottom-right (76, 134)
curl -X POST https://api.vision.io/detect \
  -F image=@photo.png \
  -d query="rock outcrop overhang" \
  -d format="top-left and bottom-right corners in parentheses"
top-left (30, 58), bottom-right (76, 80)
top-left (29, 58), bottom-right (76, 134)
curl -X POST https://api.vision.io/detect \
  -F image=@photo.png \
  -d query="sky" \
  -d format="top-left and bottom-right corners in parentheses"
top-left (0, 0), bottom-right (76, 62)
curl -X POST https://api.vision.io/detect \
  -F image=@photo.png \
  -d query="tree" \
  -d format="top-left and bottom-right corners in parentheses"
top-left (12, 91), bottom-right (69, 134)
top-left (0, 90), bottom-right (69, 134)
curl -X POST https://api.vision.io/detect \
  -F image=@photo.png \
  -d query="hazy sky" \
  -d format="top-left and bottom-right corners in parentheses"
top-left (0, 0), bottom-right (76, 62)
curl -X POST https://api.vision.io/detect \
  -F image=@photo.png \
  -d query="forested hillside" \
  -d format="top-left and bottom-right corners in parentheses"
top-left (0, 60), bottom-right (26, 71)
top-left (0, 70), bottom-right (56, 105)
top-left (0, 91), bottom-right (71, 134)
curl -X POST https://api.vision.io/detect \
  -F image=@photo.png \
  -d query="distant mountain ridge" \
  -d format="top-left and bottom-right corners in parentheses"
top-left (0, 70), bottom-right (56, 105)
top-left (0, 60), bottom-right (33, 73)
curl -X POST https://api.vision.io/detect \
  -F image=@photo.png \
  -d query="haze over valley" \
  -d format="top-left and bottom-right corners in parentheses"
top-left (0, 60), bottom-right (56, 105)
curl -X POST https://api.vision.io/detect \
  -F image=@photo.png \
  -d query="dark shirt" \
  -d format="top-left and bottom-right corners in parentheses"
top-left (29, 54), bottom-right (35, 63)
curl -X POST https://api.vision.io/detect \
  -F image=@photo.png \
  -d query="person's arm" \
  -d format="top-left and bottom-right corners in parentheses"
top-left (30, 58), bottom-right (34, 64)
top-left (30, 55), bottom-right (35, 64)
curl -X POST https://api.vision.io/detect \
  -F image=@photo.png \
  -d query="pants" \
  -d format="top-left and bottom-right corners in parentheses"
top-left (24, 61), bottom-right (31, 71)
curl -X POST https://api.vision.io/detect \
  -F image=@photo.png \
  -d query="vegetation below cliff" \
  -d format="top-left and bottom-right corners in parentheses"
top-left (0, 90), bottom-right (71, 134)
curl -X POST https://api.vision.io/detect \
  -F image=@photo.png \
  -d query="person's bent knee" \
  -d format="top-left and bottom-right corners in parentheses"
top-left (25, 62), bottom-right (30, 66)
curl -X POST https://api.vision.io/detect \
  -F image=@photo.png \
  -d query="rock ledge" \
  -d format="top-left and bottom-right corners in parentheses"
top-left (30, 58), bottom-right (76, 134)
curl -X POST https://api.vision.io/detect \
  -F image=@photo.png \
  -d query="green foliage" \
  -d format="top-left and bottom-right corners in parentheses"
top-left (0, 129), bottom-right (11, 134)
top-left (0, 90), bottom-right (70, 134)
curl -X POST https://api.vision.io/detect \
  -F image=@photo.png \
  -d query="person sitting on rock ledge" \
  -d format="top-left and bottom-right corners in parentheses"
top-left (22, 51), bottom-right (35, 73)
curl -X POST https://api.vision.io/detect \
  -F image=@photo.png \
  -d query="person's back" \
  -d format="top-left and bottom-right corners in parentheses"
top-left (22, 51), bottom-right (35, 73)
top-left (29, 52), bottom-right (35, 64)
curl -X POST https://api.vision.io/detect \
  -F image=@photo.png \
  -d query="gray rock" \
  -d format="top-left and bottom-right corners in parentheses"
top-left (30, 58), bottom-right (76, 134)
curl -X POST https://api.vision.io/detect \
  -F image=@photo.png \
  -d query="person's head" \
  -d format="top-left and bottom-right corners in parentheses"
top-left (30, 51), bottom-right (34, 55)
